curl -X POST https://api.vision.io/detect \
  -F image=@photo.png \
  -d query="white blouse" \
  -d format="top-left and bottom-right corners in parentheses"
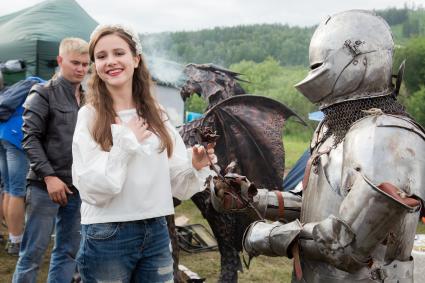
top-left (72, 105), bottom-right (213, 224)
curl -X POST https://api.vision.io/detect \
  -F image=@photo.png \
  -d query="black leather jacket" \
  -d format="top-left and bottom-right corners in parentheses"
top-left (22, 75), bottom-right (84, 188)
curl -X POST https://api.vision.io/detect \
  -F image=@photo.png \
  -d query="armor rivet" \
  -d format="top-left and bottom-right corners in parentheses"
top-left (353, 60), bottom-right (358, 65)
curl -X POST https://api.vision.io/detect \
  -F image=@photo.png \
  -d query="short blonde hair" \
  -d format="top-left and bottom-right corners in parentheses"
top-left (59, 37), bottom-right (89, 56)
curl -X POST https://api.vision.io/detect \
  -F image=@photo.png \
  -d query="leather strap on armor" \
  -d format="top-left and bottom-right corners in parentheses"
top-left (291, 242), bottom-right (303, 281)
top-left (274, 191), bottom-right (285, 221)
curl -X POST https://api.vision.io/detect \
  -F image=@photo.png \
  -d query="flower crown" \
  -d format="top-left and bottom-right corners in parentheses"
top-left (90, 24), bottom-right (143, 55)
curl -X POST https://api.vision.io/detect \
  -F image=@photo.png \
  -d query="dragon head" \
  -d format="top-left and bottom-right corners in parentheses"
top-left (180, 63), bottom-right (247, 109)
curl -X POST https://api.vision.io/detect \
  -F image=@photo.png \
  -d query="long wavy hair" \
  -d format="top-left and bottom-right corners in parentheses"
top-left (87, 26), bottom-right (173, 157)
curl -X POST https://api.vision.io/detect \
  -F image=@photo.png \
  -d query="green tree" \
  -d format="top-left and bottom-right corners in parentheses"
top-left (230, 57), bottom-right (316, 139)
top-left (406, 87), bottom-right (425, 127)
top-left (142, 24), bottom-right (313, 67)
top-left (185, 94), bottom-right (207, 113)
top-left (403, 17), bottom-right (421, 37)
top-left (394, 36), bottom-right (425, 127)
top-left (394, 37), bottom-right (425, 93)
top-left (141, 7), bottom-right (425, 69)
top-left (376, 7), bottom-right (408, 25)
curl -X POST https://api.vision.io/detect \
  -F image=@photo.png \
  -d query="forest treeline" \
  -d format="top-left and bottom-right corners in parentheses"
top-left (142, 24), bottom-right (314, 67)
top-left (142, 6), bottom-right (425, 68)
top-left (144, 6), bottom-right (425, 129)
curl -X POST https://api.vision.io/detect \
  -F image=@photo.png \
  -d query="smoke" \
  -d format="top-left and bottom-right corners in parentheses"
top-left (146, 56), bottom-right (185, 87)
top-left (141, 32), bottom-right (185, 87)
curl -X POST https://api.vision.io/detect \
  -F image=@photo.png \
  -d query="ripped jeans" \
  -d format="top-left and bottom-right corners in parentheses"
top-left (77, 216), bottom-right (174, 283)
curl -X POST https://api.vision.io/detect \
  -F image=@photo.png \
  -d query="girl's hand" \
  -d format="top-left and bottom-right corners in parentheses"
top-left (192, 143), bottom-right (217, 170)
top-left (115, 116), bottom-right (152, 143)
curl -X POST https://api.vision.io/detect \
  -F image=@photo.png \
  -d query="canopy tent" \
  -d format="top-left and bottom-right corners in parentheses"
top-left (0, 0), bottom-right (97, 79)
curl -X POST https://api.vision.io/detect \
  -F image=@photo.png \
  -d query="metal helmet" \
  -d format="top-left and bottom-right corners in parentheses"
top-left (295, 10), bottom-right (394, 108)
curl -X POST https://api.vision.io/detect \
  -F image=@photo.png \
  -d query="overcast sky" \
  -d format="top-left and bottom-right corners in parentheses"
top-left (1, 0), bottom-right (423, 33)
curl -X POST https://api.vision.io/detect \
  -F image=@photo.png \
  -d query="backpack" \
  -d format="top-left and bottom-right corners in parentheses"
top-left (0, 78), bottom-right (43, 121)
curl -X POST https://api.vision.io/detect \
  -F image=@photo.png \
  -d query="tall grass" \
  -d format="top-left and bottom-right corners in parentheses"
top-left (284, 134), bottom-right (310, 169)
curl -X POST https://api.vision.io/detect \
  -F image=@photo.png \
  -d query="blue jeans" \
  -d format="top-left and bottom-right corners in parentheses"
top-left (13, 185), bottom-right (81, 283)
top-left (0, 140), bottom-right (28, 197)
top-left (77, 217), bottom-right (174, 283)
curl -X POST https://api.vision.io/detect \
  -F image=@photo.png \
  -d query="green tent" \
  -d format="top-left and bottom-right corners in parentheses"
top-left (0, 0), bottom-right (98, 80)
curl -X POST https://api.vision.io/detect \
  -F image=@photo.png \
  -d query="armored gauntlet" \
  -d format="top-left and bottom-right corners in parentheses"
top-left (210, 173), bottom-right (302, 222)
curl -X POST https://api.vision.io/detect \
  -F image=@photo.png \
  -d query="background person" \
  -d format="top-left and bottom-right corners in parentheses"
top-left (0, 72), bottom-right (4, 245)
top-left (0, 104), bottom-right (29, 256)
top-left (13, 38), bottom-right (89, 283)
top-left (0, 75), bottom-right (44, 256)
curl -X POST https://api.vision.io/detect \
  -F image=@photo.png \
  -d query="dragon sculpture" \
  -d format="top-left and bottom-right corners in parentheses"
top-left (169, 63), bottom-right (305, 283)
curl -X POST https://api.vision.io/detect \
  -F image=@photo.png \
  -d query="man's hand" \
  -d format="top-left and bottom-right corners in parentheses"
top-left (192, 143), bottom-right (217, 170)
top-left (44, 176), bottom-right (73, 206)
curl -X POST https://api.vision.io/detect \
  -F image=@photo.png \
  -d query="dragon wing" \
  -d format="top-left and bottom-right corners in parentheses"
top-left (202, 94), bottom-right (306, 189)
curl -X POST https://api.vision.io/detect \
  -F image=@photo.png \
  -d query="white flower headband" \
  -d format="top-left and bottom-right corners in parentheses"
top-left (90, 24), bottom-right (143, 55)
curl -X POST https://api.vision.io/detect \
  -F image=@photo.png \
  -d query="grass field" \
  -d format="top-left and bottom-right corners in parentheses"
top-left (1, 136), bottom-right (424, 282)
top-left (0, 232), bottom-right (53, 282)
top-left (1, 212), bottom-right (425, 283)
top-left (175, 200), bottom-right (293, 282)
top-left (283, 135), bottom-right (309, 170)
top-left (0, 200), bottom-right (294, 283)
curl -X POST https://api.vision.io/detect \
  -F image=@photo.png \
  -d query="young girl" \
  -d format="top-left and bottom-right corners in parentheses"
top-left (72, 25), bottom-right (216, 282)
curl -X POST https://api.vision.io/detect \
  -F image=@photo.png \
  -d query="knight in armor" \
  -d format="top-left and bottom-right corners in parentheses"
top-left (211, 10), bottom-right (425, 282)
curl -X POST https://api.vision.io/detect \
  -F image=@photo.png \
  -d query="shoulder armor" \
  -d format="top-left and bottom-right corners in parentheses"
top-left (342, 114), bottom-right (425, 202)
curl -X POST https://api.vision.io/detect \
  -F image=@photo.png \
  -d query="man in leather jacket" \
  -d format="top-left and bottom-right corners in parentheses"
top-left (13, 38), bottom-right (90, 283)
